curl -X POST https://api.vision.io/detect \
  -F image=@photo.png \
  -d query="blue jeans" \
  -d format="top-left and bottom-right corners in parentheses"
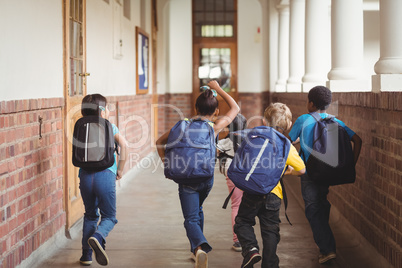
top-left (79, 169), bottom-right (118, 250)
top-left (178, 178), bottom-right (214, 254)
top-left (301, 174), bottom-right (336, 254)
top-left (234, 192), bottom-right (281, 268)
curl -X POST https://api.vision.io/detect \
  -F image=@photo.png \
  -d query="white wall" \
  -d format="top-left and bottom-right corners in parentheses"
top-left (156, 0), bottom-right (171, 95)
top-left (167, 0), bottom-right (192, 94)
top-left (238, 0), bottom-right (264, 93)
top-left (86, 0), bottom-right (152, 96)
top-left (160, 0), bottom-right (265, 94)
top-left (0, 0), bottom-right (63, 101)
top-left (363, 10), bottom-right (380, 77)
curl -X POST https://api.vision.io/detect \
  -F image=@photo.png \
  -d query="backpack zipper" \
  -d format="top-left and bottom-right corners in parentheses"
top-left (85, 123), bottom-right (89, 161)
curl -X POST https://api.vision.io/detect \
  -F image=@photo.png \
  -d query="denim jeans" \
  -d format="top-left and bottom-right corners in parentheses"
top-left (234, 192), bottom-right (281, 268)
top-left (178, 178), bottom-right (214, 254)
top-left (79, 169), bottom-right (118, 250)
top-left (301, 174), bottom-right (336, 254)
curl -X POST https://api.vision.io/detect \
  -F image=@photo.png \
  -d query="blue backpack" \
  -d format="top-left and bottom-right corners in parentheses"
top-left (227, 126), bottom-right (291, 195)
top-left (164, 119), bottom-right (216, 183)
top-left (304, 112), bottom-right (355, 185)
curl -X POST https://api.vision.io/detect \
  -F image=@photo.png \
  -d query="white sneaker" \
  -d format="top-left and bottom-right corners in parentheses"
top-left (195, 249), bottom-right (208, 268)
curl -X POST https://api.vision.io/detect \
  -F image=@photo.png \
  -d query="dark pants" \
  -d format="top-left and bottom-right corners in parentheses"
top-left (301, 174), bottom-right (336, 254)
top-left (234, 192), bottom-right (281, 268)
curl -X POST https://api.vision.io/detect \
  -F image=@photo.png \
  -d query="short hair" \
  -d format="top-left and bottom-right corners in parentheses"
top-left (308, 86), bottom-right (332, 110)
top-left (81, 94), bottom-right (107, 116)
top-left (195, 89), bottom-right (219, 116)
top-left (264, 103), bottom-right (292, 132)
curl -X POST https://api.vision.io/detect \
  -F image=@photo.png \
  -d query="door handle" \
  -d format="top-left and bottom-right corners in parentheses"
top-left (79, 73), bottom-right (91, 77)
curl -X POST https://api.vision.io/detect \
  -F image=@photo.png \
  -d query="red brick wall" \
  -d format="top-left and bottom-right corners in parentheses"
top-left (106, 94), bottom-right (154, 172)
top-left (158, 92), bottom-right (269, 136)
top-left (272, 92), bottom-right (402, 268)
top-left (238, 92), bottom-right (271, 127)
top-left (156, 92), bottom-right (271, 133)
top-left (0, 98), bottom-right (65, 268)
top-left (157, 94), bottom-right (167, 137)
top-left (0, 94), bottom-right (155, 268)
top-left (156, 93), bottom-right (193, 135)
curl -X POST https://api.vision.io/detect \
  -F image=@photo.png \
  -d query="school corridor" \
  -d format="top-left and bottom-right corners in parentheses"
top-left (1, 0), bottom-right (402, 267)
top-left (29, 153), bottom-right (390, 268)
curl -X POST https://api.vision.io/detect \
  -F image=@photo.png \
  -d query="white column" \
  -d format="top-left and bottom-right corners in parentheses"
top-left (372, 0), bottom-right (402, 92)
top-left (302, 0), bottom-right (330, 92)
top-left (275, 1), bottom-right (290, 92)
top-left (287, 0), bottom-right (305, 92)
top-left (327, 0), bottom-right (368, 91)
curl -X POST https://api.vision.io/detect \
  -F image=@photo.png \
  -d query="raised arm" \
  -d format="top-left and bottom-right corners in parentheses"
top-left (208, 80), bottom-right (240, 134)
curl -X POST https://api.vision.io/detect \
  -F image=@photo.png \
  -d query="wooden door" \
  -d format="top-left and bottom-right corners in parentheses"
top-left (193, 42), bottom-right (238, 116)
top-left (63, 0), bottom-right (88, 232)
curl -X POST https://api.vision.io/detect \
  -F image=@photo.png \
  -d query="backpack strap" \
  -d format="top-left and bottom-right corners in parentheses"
top-left (309, 112), bottom-right (322, 122)
top-left (222, 187), bottom-right (235, 209)
top-left (280, 165), bottom-right (292, 225)
top-left (309, 112), bottom-right (335, 122)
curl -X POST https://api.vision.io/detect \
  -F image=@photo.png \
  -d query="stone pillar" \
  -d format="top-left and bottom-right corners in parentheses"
top-left (275, 1), bottom-right (289, 92)
top-left (287, 0), bottom-right (305, 92)
top-left (372, 0), bottom-right (402, 92)
top-left (327, 0), bottom-right (368, 91)
top-left (302, 0), bottom-right (330, 92)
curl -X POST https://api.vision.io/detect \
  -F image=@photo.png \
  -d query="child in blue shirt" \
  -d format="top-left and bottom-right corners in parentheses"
top-left (289, 86), bottom-right (362, 264)
top-left (78, 94), bottom-right (128, 266)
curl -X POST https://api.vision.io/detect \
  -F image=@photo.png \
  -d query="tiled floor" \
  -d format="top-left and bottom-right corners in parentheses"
top-left (34, 155), bottom-right (391, 268)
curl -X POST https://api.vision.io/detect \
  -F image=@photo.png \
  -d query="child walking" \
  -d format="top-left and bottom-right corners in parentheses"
top-left (217, 114), bottom-right (247, 252)
top-left (234, 103), bottom-right (305, 268)
top-left (288, 86), bottom-right (362, 264)
top-left (156, 80), bottom-right (239, 268)
top-left (78, 94), bottom-right (128, 266)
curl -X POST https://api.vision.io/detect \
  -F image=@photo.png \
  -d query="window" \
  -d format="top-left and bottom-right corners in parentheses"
top-left (198, 48), bottom-right (232, 91)
top-left (193, 0), bottom-right (236, 38)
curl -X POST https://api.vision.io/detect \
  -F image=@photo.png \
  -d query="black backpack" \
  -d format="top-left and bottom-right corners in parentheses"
top-left (304, 113), bottom-right (356, 185)
top-left (72, 116), bottom-right (116, 171)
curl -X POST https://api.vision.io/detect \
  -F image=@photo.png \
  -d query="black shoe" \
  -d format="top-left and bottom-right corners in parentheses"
top-left (241, 247), bottom-right (262, 268)
top-left (79, 249), bottom-right (93, 266)
top-left (88, 233), bottom-right (109, 266)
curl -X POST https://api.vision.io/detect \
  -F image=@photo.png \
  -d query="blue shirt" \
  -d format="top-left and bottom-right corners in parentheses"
top-left (289, 113), bottom-right (355, 163)
top-left (107, 123), bottom-right (119, 174)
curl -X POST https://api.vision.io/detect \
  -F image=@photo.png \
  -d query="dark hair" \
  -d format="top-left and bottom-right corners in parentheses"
top-left (228, 114), bottom-right (247, 133)
top-left (195, 89), bottom-right (219, 116)
top-left (308, 86), bottom-right (332, 110)
top-left (228, 114), bottom-right (247, 152)
top-left (81, 94), bottom-right (107, 116)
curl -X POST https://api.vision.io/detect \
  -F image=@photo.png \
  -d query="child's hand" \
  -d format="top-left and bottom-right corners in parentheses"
top-left (284, 166), bottom-right (294, 175)
top-left (116, 170), bottom-right (123, 180)
top-left (207, 80), bottom-right (220, 90)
